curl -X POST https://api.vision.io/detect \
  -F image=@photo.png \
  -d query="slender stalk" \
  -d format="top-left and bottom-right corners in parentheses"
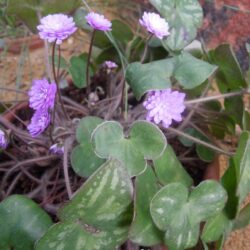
top-left (86, 30), bottom-right (96, 95)
top-left (57, 45), bottom-right (61, 80)
top-left (81, 0), bottom-right (91, 11)
top-left (185, 90), bottom-right (247, 105)
top-left (52, 41), bottom-right (69, 121)
top-left (140, 34), bottom-right (153, 64)
top-left (178, 81), bottom-right (211, 130)
top-left (63, 138), bottom-right (73, 199)
top-left (167, 127), bottom-right (233, 156)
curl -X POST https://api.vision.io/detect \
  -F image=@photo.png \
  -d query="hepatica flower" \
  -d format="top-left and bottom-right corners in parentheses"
top-left (143, 89), bottom-right (186, 128)
top-left (28, 110), bottom-right (51, 137)
top-left (50, 143), bottom-right (64, 155)
top-left (28, 79), bottom-right (57, 111)
top-left (37, 13), bottom-right (77, 44)
top-left (0, 129), bottom-right (8, 149)
top-left (139, 12), bottom-right (170, 40)
top-left (105, 60), bottom-right (118, 69)
top-left (85, 12), bottom-right (112, 31)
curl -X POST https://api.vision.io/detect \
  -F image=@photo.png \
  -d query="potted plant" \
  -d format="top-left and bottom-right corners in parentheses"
top-left (0, 0), bottom-right (250, 250)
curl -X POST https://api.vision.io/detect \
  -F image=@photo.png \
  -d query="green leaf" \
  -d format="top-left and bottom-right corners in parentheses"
top-left (173, 52), bottom-right (217, 89)
top-left (150, 181), bottom-right (227, 250)
top-left (153, 145), bottom-right (193, 187)
top-left (93, 31), bottom-right (111, 48)
top-left (92, 121), bottom-right (167, 176)
top-left (112, 20), bottom-right (133, 44)
top-left (178, 127), bottom-right (215, 162)
top-left (7, 0), bottom-right (81, 33)
top-left (49, 55), bottom-right (68, 69)
top-left (126, 52), bottom-right (216, 100)
top-left (221, 132), bottom-right (250, 218)
top-left (0, 195), bottom-right (52, 250)
top-left (76, 116), bottom-right (103, 143)
top-left (150, 0), bottom-right (203, 51)
top-left (129, 167), bottom-right (164, 246)
top-left (35, 221), bottom-right (129, 250)
top-left (36, 159), bottom-right (133, 250)
top-left (243, 110), bottom-right (250, 131)
top-left (71, 116), bottom-right (105, 177)
top-left (73, 7), bottom-right (90, 30)
top-left (69, 54), bottom-right (89, 88)
top-left (234, 203), bottom-right (250, 230)
top-left (201, 212), bottom-right (232, 243)
top-left (209, 44), bottom-right (247, 91)
top-left (224, 96), bottom-right (244, 127)
top-left (125, 59), bottom-right (173, 100)
top-left (235, 132), bottom-right (250, 204)
top-left (71, 144), bottom-right (105, 177)
top-left (221, 159), bottom-right (239, 219)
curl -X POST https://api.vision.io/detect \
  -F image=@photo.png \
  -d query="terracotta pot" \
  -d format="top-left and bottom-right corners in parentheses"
top-left (1, 34), bottom-right (43, 54)
top-left (203, 155), bottom-right (220, 181)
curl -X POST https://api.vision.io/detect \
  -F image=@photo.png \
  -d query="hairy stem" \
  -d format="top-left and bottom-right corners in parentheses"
top-left (52, 41), bottom-right (69, 121)
top-left (167, 127), bottom-right (233, 156)
top-left (86, 30), bottom-right (96, 95)
top-left (140, 34), bottom-right (153, 64)
top-left (185, 89), bottom-right (247, 105)
top-left (63, 138), bottom-right (73, 199)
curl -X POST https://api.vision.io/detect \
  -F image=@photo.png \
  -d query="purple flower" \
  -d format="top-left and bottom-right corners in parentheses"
top-left (143, 89), bottom-right (186, 128)
top-left (28, 79), bottom-right (57, 111)
top-left (50, 143), bottom-right (64, 155)
top-left (104, 60), bottom-right (118, 69)
top-left (0, 129), bottom-right (8, 149)
top-left (37, 14), bottom-right (77, 45)
top-left (27, 110), bottom-right (51, 137)
top-left (85, 12), bottom-right (112, 31)
top-left (139, 12), bottom-right (170, 40)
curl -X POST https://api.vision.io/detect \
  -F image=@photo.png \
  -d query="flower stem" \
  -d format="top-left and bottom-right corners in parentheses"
top-left (52, 41), bottom-right (69, 121)
top-left (167, 127), bottom-right (233, 156)
top-left (86, 30), bottom-right (96, 96)
top-left (63, 137), bottom-right (73, 199)
top-left (140, 34), bottom-right (153, 64)
top-left (185, 90), bottom-right (247, 105)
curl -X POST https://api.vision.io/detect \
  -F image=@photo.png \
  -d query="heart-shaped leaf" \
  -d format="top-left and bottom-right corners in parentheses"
top-left (36, 159), bottom-right (133, 250)
top-left (149, 0), bottom-right (203, 51)
top-left (153, 145), bottom-right (193, 187)
top-left (126, 53), bottom-right (217, 100)
top-left (71, 116), bottom-right (105, 177)
top-left (92, 121), bottom-right (167, 176)
top-left (129, 167), bottom-right (164, 246)
top-left (150, 181), bottom-right (227, 249)
top-left (0, 195), bottom-right (52, 250)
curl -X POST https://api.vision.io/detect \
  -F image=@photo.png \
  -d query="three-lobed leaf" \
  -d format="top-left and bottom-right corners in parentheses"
top-left (126, 52), bottom-right (217, 100)
top-left (150, 181), bottom-right (227, 250)
top-left (92, 121), bottom-right (167, 176)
